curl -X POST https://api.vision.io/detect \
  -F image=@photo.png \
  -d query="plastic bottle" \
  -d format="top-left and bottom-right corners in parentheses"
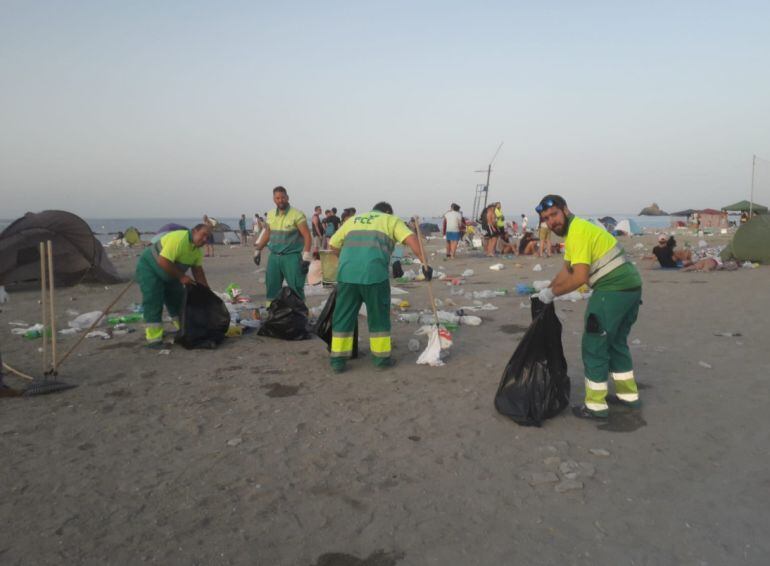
top-left (107, 313), bottom-right (144, 325)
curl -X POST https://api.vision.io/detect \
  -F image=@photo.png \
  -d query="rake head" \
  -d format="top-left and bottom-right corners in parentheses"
top-left (23, 379), bottom-right (77, 397)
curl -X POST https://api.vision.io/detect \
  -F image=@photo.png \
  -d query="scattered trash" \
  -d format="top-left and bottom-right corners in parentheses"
top-left (460, 315), bottom-right (482, 326)
top-left (489, 263), bottom-right (505, 271)
top-left (416, 326), bottom-right (452, 367)
top-left (390, 286), bottom-right (409, 295)
top-left (0, 286), bottom-right (8, 304)
top-left (450, 287), bottom-right (465, 296)
top-left (589, 448), bottom-right (611, 457)
top-left (158, 349), bottom-right (171, 355)
top-left (462, 269), bottom-right (475, 277)
top-left (303, 284), bottom-right (330, 296)
top-left (107, 313), bottom-right (143, 325)
top-left (516, 283), bottom-right (536, 295)
top-left (68, 311), bottom-right (105, 330)
top-left (225, 324), bottom-right (243, 337)
top-left (408, 338), bottom-right (421, 352)
top-left (698, 361), bottom-right (712, 369)
top-left (633, 243), bottom-right (645, 249)
top-left (225, 283), bottom-right (242, 299)
top-left (86, 330), bottom-right (111, 340)
top-left (480, 303), bottom-right (498, 311)
top-left (227, 437), bottom-right (242, 447)
top-left (713, 331), bottom-right (742, 337)
top-left (532, 280), bottom-right (550, 291)
top-left (449, 278), bottom-right (463, 286)
top-left (397, 312), bottom-right (420, 323)
top-left (471, 289), bottom-right (506, 299)
top-left (240, 319), bottom-right (262, 330)
top-left (532, 264), bottom-right (543, 272)
top-left (258, 287), bottom-right (311, 341)
top-left (58, 328), bottom-right (79, 336)
top-left (631, 338), bottom-right (642, 345)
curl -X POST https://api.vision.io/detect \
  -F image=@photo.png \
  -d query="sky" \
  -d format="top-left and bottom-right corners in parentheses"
top-left (1, 1), bottom-right (769, 219)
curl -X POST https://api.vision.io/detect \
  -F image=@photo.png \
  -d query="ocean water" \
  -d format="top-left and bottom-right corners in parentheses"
top-left (0, 213), bottom-right (727, 243)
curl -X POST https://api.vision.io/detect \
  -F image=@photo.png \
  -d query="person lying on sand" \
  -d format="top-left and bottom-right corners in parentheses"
top-left (681, 256), bottom-right (738, 272)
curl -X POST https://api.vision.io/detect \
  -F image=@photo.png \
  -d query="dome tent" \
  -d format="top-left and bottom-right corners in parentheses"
top-left (720, 215), bottom-right (770, 264)
top-left (0, 210), bottom-right (121, 288)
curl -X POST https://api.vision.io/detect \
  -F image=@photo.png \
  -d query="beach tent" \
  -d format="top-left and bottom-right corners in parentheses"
top-left (721, 200), bottom-right (768, 214)
top-left (598, 216), bottom-right (617, 230)
top-left (0, 210), bottom-right (121, 288)
top-left (697, 208), bottom-right (728, 230)
top-left (614, 218), bottom-right (642, 236)
top-left (720, 215), bottom-right (770, 264)
top-left (211, 223), bottom-right (239, 245)
top-left (152, 223), bottom-right (188, 244)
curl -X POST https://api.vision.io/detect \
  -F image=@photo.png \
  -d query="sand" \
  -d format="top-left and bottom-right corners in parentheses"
top-left (1, 234), bottom-right (768, 565)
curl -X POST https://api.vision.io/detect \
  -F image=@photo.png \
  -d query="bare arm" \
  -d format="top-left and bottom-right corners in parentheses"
top-left (550, 261), bottom-right (589, 296)
top-left (157, 256), bottom-right (195, 285)
top-left (191, 266), bottom-right (209, 288)
top-left (403, 234), bottom-right (428, 265)
top-left (254, 225), bottom-right (271, 251)
top-left (297, 222), bottom-right (312, 254)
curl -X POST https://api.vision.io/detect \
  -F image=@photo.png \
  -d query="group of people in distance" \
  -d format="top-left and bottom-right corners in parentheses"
top-left (649, 234), bottom-right (737, 272)
top-left (441, 201), bottom-right (553, 260)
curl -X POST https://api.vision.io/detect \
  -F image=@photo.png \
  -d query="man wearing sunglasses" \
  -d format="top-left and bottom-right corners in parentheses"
top-left (534, 195), bottom-right (643, 420)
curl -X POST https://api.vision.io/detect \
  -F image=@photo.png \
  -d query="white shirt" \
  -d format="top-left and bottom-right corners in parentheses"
top-left (444, 210), bottom-right (462, 233)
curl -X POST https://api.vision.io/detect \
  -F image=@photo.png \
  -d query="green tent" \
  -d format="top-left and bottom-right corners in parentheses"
top-left (721, 200), bottom-right (768, 214)
top-left (720, 215), bottom-right (770, 264)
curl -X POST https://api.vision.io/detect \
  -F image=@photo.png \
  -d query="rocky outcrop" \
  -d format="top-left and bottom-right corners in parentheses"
top-left (639, 203), bottom-right (668, 216)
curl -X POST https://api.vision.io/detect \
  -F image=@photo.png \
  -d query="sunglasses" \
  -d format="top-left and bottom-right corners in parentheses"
top-left (536, 198), bottom-right (556, 213)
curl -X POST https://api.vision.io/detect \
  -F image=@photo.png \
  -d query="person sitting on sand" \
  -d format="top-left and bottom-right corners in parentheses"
top-left (518, 231), bottom-right (538, 255)
top-left (651, 235), bottom-right (693, 268)
top-left (681, 255), bottom-right (738, 272)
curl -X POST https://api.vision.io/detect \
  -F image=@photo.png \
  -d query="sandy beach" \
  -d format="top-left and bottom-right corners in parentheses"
top-left (1, 234), bottom-right (768, 565)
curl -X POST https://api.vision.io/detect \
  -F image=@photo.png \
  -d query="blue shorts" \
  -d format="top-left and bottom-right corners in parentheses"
top-left (446, 232), bottom-right (460, 241)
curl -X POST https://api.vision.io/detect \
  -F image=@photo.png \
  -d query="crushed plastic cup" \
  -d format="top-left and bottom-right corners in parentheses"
top-left (68, 311), bottom-right (104, 330)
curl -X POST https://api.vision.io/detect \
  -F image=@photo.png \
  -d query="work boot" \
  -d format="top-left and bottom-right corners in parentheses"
top-left (608, 394), bottom-right (642, 409)
top-left (330, 360), bottom-right (347, 374)
top-left (373, 357), bottom-right (396, 371)
top-left (572, 404), bottom-right (609, 420)
top-left (145, 341), bottom-right (166, 351)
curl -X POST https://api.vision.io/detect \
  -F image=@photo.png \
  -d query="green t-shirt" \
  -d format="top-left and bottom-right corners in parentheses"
top-left (267, 206), bottom-right (307, 254)
top-left (564, 216), bottom-right (642, 291)
top-left (330, 211), bottom-right (413, 284)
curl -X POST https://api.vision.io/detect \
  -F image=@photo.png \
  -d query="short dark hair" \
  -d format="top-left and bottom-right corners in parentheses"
top-left (273, 186), bottom-right (287, 195)
top-left (536, 194), bottom-right (567, 213)
top-left (315, 205), bottom-right (321, 211)
top-left (332, 207), bottom-right (337, 214)
top-left (193, 223), bottom-right (209, 232)
top-left (373, 202), bottom-right (393, 214)
top-left (451, 203), bottom-right (460, 211)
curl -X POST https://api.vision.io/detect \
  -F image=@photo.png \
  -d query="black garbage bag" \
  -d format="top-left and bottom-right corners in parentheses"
top-left (177, 284), bottom-right (230, 349)
top-left (494, 298), bottom-right (571, 426)
top-left (391, 260), bottom-right (404, 279)
top-left (313, 286), bottom-right (358, 358)
top-left (258, 287), bottom-right (310, 340)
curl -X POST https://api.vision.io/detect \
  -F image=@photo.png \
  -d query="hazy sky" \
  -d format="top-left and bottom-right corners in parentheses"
top-left (1, 1), bottom-right (769, 219)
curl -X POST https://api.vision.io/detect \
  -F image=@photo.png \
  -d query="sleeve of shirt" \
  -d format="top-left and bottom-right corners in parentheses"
top-left (159, 233), bottom-right (181, 263)
top-left (566, 234), bottom-right (593, 266)
top-left (329, 222), bottom-right (349, 248)
top-left (293, 212), bottom-right (307, 228)
top-left (391, 218), bottom-right (414, 244)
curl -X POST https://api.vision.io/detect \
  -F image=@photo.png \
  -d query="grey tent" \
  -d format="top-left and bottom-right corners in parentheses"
top-left (0, 210), bottom-right (121, 288)
top-left (720, 215), bottom-right (770, 264)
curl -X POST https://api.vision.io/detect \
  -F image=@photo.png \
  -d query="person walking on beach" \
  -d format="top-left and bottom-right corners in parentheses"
top-left (328, 202), bottom-right (432, 373)
top-left (534, 195), bottom-right (642, 419)
top-left (443, 203), bottom-right (463, 259)
top-left (480, 204), bottom-right (499, 256)
top-left (135, 224), bottom-right (211, 348)
top-left (238, 214), bottom-right (248, 246)
top-left (538, 219), bottom-right (552, 257)
top-left (311, 206), bottom-right (325, 257)
top-left (254, 186), bottom-right (312, 304)
top-left (202, 214), bottom-right (216, 257)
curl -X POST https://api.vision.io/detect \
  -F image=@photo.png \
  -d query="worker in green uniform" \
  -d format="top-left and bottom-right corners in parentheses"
top-left (328, 202), bottom-right (433, 373)
top-left (135, 224), bottom-right (211, 348)
top-left (254, 186), bottom-right (312, 304)
top-left (534, 195), bottom-right (643, 419)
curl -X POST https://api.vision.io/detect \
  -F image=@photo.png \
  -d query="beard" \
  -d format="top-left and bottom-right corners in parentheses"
top-left (550, 223), bottom-right (566, 237)
top-left (276, 202), bottom-right (288, 210)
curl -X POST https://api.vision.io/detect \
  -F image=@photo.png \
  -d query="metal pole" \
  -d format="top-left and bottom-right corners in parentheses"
top-left (483, 164), bottom-right (491, 211)
top-left (750, 154), bottom-right (756, 218)
top-left (40, 242), bottom-right (48, 375)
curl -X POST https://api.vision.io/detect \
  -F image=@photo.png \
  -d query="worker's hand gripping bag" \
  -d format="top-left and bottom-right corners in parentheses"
top-left (494, 298), bottom-right (571, 426)
top-left (258, 287), bottom-right (310, 340)
top-left (177, 284), bottom-right (231, 349)
top-left (313, 286), bottom-right (358, 357)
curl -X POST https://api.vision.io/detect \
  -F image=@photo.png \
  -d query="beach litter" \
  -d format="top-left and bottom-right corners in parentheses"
top-left (698, 361), bottom-right (712, 369)
top-left (408, 338), bottom-right (421, 352)
top-left (86, 330), bottom-right (111, 340)
top-left (714, 331), bottom-right (742, 337)
top-left (462, 269), bottom-right (475, 277)
top-left (68, 311), bottom-right (105, 330)
top-left (489, 263), bottom-right (505, 271)
top-left (0, 286), bottom-right (9, 303)
top-left (415, 326), bottom-right (452, 366)
top-left (533, 264), bottom-right (543, 272)
top-left (390, 286), bottom-right (409, 295)
top-left (516, 283), bottom-right (536, 295)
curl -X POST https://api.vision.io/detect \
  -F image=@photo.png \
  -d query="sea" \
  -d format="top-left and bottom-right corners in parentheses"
top-left (0, 214), bottom-right (701, 244)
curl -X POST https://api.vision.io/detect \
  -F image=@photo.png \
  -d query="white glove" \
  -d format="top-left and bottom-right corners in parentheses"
top-left (302, 251), bottom-right (313, 262)
top-left (535, 287), bottom-right (555, 304)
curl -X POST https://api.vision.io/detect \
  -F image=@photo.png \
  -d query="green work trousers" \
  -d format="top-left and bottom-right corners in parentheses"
top-left (330, 280), bottom-right (391, 370)
top-left (266, 251), bottom-right (306, 302)
top-left (582, 289), bottom-right (642, 413)
top-left (135, 251), bottom-right (184, 341)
